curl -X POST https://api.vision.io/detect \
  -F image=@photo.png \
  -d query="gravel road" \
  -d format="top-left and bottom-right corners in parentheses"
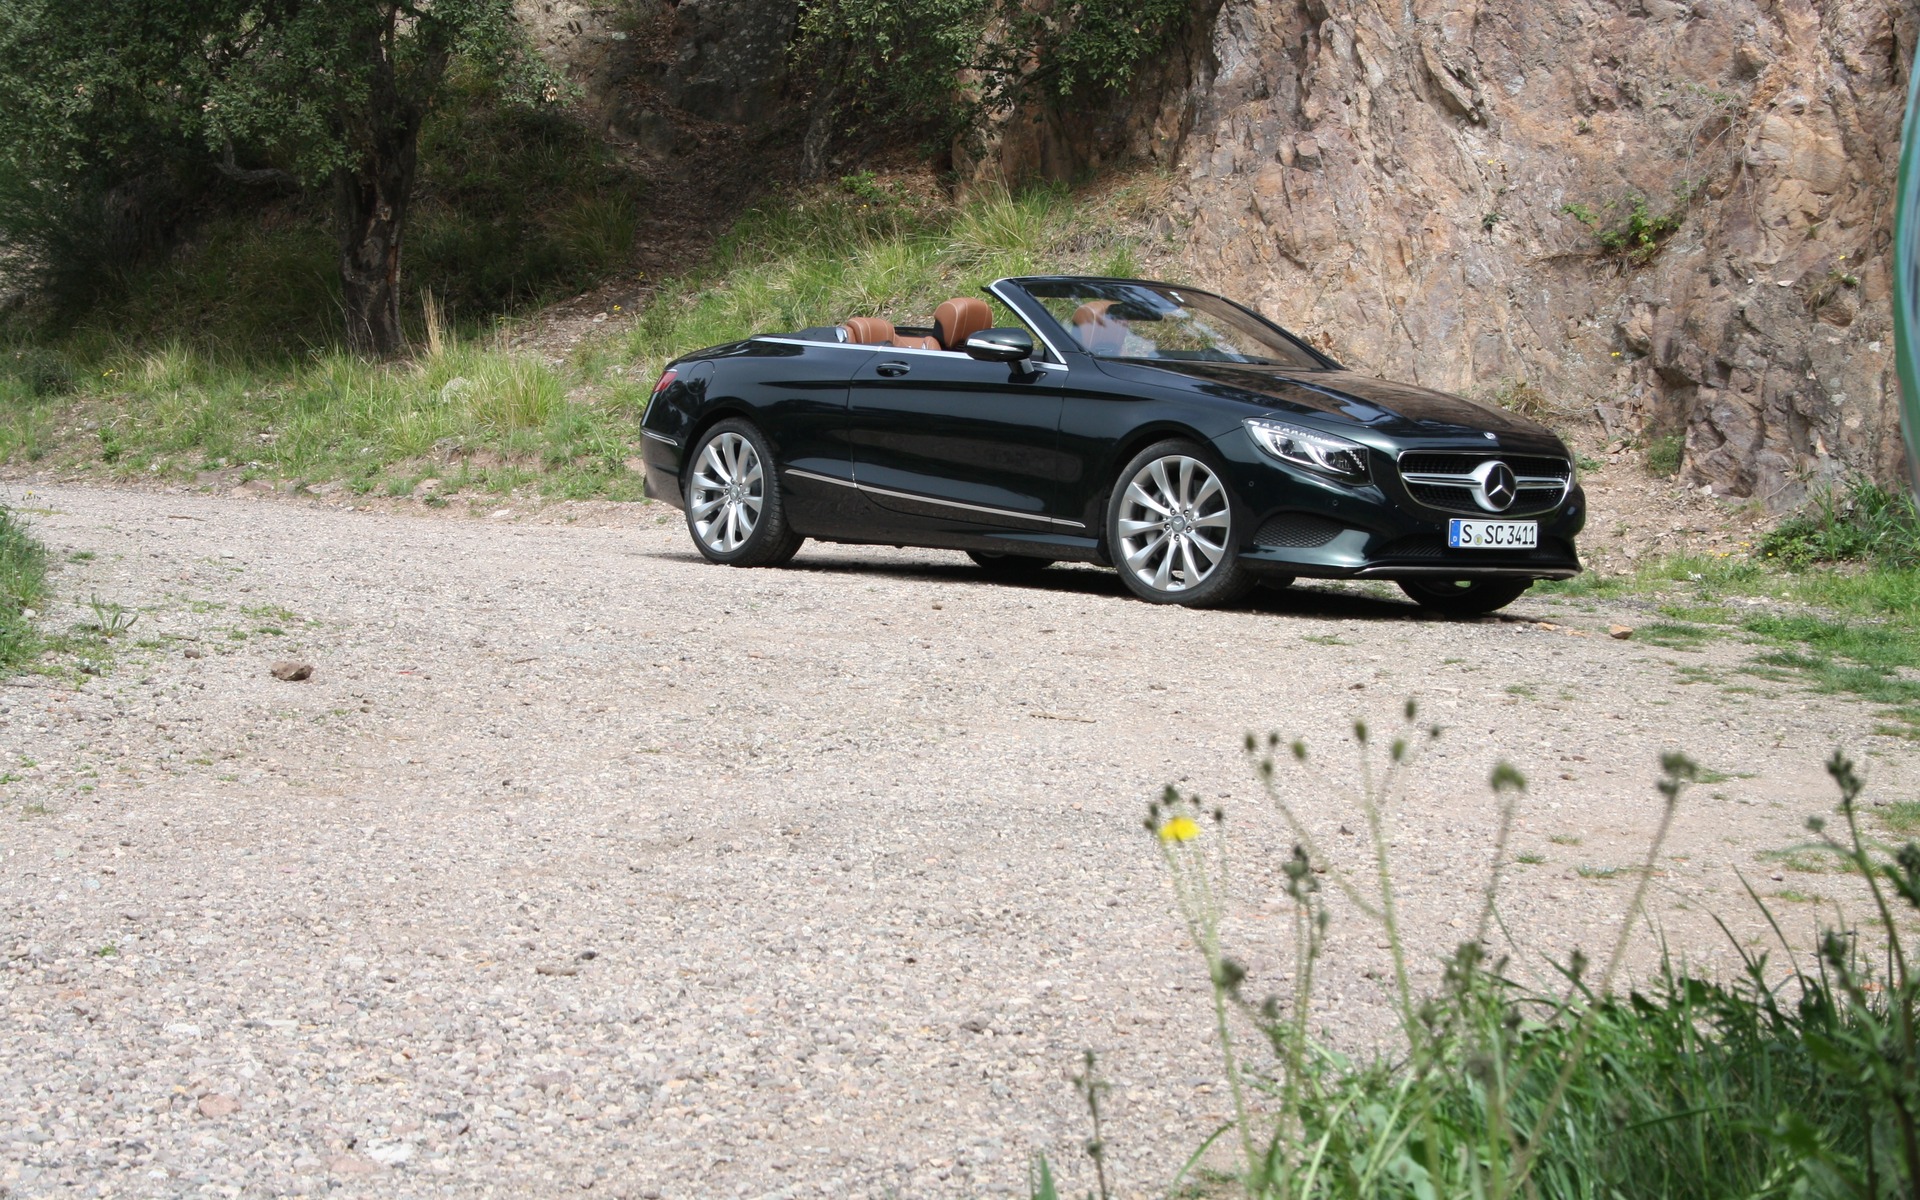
top-left (1, 484), bottom-right (1906, 1198)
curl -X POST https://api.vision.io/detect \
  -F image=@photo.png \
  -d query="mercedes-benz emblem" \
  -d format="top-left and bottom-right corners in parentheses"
top-left (1471, 460), bottom-right (1518, 512)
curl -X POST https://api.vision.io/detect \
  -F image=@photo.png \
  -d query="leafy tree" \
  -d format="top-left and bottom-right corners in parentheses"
top-left (795, 0), bottom-right (1195, 154)
top-left (0, 0), bottom-right (562, 355)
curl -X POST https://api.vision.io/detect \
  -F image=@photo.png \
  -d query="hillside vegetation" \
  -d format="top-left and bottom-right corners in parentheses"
top-left (0, 173), bottom-right (1167, 502)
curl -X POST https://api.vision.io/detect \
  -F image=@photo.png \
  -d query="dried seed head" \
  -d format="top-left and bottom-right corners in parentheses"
top-left (1489, 761), bottom-right (1527, 794)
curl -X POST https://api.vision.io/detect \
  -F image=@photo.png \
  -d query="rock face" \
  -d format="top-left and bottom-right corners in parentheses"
top-left (517, 0), bottom-right (797, 163)
top-left (1090, 0), bottom-right (1913, 504)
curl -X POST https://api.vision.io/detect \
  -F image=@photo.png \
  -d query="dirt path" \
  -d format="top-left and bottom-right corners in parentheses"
top-left (0, 484), bottom-right (1903, 1198)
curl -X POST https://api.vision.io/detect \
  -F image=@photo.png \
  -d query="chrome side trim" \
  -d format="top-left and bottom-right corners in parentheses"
top-left (784, 467), bottom-right (858, 489)
top-left (640, 429), bottom-right (680, 448)
top-left (783, 467), bottom-right (1085, 529)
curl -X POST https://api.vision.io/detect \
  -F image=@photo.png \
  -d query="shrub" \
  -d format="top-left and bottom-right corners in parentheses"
top-left (1645, 430), bottom-right (1685, 477)
top-left (1761, 477), bottom-right (1920, 570)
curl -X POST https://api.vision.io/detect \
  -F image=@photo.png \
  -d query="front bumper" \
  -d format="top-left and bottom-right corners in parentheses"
top-left (1212, 432), bottom-right (1587, 582)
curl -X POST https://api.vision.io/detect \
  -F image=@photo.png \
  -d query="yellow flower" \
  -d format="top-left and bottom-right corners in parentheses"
top-left (1159, 815), bottom-right (1200, 843)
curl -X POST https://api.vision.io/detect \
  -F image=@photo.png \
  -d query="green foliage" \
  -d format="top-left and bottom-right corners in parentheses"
top-left (796, 0), bottom-right (1194, 146)
top-left (0, 502), bottom-right (48, 672)
top-left (1760, 477), bottom-right (1920, 570)
top-left (0, 0), bottom-right (566, 351)
top-left (1561, 183), bottom-right (1695, 263)
top-left (1117, 727), bottom-right (1918, 1200)
top-left (1644, 431), bottom-right (1685, 476)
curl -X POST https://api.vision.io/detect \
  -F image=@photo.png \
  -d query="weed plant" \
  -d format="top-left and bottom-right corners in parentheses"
top-left (1761, 477), bottom-right (1920, 570)
top-left (0, 503), bottom-right (47, 670)
top-left (1047, 706), bottom-right (1916, 1199)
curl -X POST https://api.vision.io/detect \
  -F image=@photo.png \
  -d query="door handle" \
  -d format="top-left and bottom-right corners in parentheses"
top-left (875, 361), bottom-right (911, 378)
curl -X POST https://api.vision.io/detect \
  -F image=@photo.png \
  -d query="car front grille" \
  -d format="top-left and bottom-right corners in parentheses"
top-left (1395, 452), bottom-right (1572, 517)
top-left (1254, 512), bottom-right (1346, 548)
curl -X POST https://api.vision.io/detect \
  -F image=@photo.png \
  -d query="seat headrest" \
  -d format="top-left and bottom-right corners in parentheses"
top-left (842, 316), bottom-right (896, 345)
top-left (1071, 301), bottom-right (1128, 355)
top-left (933, 297), bottom-right (994, 351)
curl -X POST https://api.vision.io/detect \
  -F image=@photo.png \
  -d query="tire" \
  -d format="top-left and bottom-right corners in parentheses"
top-left (1397, 577), bottom-right (1532, 616)
top-left (966, 550), bottom-right (1054, 577)
top-left (1107, 439), bottom-right (1253, 607)
top-left (683, 418), bottom-right (805, 567)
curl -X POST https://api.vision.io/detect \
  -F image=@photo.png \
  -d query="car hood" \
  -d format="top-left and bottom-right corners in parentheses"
top-left (1112, 360), bottom-right (1561, 446)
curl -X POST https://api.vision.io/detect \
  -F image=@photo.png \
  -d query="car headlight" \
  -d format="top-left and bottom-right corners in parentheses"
top-left (1243, 417), bottom-right (1370, 482)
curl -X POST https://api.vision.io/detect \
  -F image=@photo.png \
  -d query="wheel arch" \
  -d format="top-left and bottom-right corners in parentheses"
top-left (1084, 421), bottom-right (1230, 545)
top-left (679, 401), bottom-right (764, 485)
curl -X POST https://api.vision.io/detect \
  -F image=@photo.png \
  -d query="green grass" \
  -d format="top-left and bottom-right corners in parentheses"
top-left (0, 504), bottom-right (49, 671)
top-left (1759, 477), bottom-right (1920, 570)
top-left (2, 173), bottom-right (1169, 501)
top-left (1109, 732), bottom-right (1917, 1200)
top-left (1542, 550), bottom-right (1920, 736)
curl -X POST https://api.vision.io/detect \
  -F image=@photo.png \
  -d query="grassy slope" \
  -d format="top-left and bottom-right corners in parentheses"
top-left (0, 174), bottom-right (1168, 501)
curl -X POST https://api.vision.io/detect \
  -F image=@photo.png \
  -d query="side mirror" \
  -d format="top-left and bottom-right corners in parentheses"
top-left (963, 328), bottom-right (1035, 364)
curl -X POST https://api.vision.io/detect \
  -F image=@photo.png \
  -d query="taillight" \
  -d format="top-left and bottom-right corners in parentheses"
top-left (651, 368), bottom-right (679, 396)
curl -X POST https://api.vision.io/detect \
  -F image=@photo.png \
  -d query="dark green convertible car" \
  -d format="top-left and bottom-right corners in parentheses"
top-left (639, 276), bottom-right (1585, 614)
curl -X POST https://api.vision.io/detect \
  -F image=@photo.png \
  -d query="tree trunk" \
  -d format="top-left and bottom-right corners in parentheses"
top-left (333, 131), bottom-right (417, 357)
top-left (333, 8), bottom-right (430, 358)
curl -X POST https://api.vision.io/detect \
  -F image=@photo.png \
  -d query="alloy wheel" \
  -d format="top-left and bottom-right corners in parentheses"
top-left (1116, 454), bottom-right (1232, 593)
top-left (688, 431), bottom-right (764, 554)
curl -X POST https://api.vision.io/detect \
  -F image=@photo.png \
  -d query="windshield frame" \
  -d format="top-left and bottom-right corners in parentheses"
top-left (1003, 277), bottom-right (1339, 370)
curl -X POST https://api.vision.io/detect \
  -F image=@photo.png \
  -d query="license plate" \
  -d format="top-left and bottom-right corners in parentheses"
top-left (1448, 519), bottom-right (1538, 549)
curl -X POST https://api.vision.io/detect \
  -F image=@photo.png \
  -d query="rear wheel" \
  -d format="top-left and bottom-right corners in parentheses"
top-left (684, 418), bottom-right (804, 567)
top-left (966, 551), bottom-right (1054, 578)
top-left (1107, 440), bottom-right (1253, 607)
top-left (1397, 577), bottom-right (1532, 616)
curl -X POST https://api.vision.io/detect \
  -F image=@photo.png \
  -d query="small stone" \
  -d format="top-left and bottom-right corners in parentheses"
top-left (366, 1142), bottom-right (414, 1166)
top-left (1608, 625), bottom-right (1634, 640)
top-left (960, 1017), bottom-right (990, 1033)
top-left (329, 1155), bottom-right (379, 1176)
top-left (270, 661), bottom-right (314, 681)
top-left (183, 647), bottom-right (205, 659)
top-left (197, 1093), bottom-right (240, 1118)
top-left (531, 1071), bottom-right (573, 1091)
top-left (536, 963), bottom-right (579, 976)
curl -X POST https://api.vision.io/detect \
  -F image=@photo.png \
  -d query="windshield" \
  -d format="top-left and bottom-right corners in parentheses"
top-left (1021, 281), bottom-right (1325, 368)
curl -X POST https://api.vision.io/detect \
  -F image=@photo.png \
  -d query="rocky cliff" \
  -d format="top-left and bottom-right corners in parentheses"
top-left (1101, 0), bottom-right (1914, 505)
top-left (524, 0), bottom-right (1915, 505)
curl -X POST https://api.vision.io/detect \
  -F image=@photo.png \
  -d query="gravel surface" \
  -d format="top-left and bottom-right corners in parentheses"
top-left (1, 484), bottom-right (1907, 1198)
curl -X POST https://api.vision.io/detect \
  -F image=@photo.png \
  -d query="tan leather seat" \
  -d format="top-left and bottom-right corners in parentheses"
top-left (890, 332), bottom-right (941, 350)
top-left (842, 316), bottom-right (896, 345)
top-left (933, 297), bottom-right (993, 351)
top-left (1071, 301), bottom-right (1128, 355)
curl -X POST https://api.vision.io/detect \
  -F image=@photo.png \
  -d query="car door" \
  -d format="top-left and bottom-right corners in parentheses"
top-left (846, 350), bottom-right (1074, 531)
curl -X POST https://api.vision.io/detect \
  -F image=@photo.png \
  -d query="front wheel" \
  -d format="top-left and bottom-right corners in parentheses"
top-left (1397, 577), bottom-right (1532, 616)
top-left (1107, 440), bottom-right (1253, 607)
top-left (684, 418), bottom-right (804, 567)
